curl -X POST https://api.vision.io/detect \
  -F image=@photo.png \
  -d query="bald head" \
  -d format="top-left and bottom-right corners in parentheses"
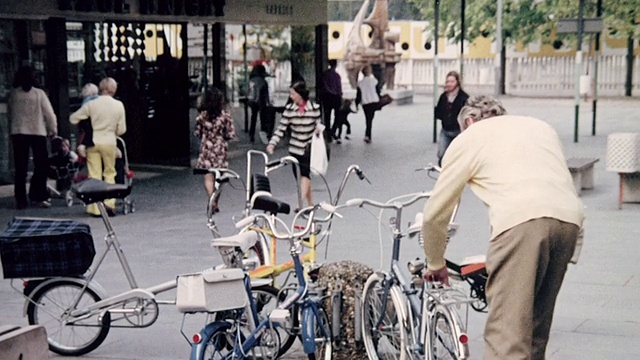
top-left (99, 77), bottom-right (118, 96)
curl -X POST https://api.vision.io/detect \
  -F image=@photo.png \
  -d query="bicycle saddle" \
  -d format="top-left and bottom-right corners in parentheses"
top-left (249, 174), bottom-right (290, 214)
top-left (211, 230), bottom-right (259, 253)
top-left (73, 178), bottom-right (131, 205)
top-left (251, 191), bottom-right (291, 215)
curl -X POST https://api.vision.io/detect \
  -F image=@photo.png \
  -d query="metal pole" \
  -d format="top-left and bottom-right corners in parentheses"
top-left (494, 0), bottom-right (502, 97)
top-left (433, 0), bottom-right (440, 144)
top-left (243, 24), bottom-right (249, 133)
top-left (202, 24), bottom-right (208, 92)
top-left (592, 0), bottom-right (602, 136)
top-left (460, 0), bottom-right (465, 78)
top-left (574, 0), bottom-right (585, 143)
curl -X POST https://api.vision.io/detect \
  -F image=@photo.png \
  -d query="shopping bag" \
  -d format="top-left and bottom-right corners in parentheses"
top-left (310, 134), bottom-right (328, 176)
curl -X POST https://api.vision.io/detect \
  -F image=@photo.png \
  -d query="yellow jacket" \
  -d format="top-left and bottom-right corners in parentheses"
top-left (70, 95), bottom-right (126, 146)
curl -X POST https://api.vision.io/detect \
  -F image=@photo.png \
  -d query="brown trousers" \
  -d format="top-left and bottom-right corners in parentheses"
top-left (484, 218), bottom-right (579, 360)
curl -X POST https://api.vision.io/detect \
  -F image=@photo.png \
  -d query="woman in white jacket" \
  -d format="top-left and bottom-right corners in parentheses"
top-left (8, 66), bottom-right (58, 209)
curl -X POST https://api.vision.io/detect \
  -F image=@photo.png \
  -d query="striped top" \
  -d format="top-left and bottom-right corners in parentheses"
top-left (268, 100), bottom-right (321, 156)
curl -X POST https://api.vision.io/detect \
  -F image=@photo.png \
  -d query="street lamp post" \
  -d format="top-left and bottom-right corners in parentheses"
top-left (433, 0), bottom-right (440, 144)
top-left (494, 0), bottom-right (502, 97)
top-left (574, 0), bottom-right (585, 143)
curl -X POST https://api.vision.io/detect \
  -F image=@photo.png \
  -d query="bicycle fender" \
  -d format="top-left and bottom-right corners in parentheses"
top-left (189, 321), bottom-right (232, 360)
top-left (22, 277), bottom-right (108, 317)
top-left (300, 304), bottom-right (317, 355)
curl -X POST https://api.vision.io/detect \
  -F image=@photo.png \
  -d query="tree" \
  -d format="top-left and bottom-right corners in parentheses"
top-left (536, 0), bottom-right (638, 96)
top-left (407, 0), bottom-right (549, 46)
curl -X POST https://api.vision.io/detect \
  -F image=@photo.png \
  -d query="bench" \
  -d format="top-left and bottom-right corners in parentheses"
top-left (0, 324), bottom-right (49, 359)
top-left (567, 157), bottom-right (599, 195)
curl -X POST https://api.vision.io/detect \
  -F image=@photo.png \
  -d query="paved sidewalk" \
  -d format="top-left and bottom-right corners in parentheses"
top-left (0, 95), bottom-right (639, 359)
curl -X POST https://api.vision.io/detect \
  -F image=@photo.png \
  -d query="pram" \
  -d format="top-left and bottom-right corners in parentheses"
top-left (47, 136), bottom-right (86, 207)
top-left (116, 136), bottom-right (135, 214)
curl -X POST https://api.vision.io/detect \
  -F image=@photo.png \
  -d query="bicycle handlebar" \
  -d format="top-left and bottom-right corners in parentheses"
top-left (345, 191), bottom-right (432, 211)
top-left (236, 202), bottom-right (339, 244)
top-left (193, 167), bottom-right (241, 181)
top-left (415, 163), bottom-right (442, 173)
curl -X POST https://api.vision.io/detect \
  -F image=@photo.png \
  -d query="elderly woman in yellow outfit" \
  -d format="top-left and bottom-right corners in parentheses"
top-left (70, 77), bottom-right (126, 216)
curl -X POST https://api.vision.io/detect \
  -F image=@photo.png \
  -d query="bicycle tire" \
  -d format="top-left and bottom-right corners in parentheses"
top-left (214, 285), bottom-right (297, 357)
top-left (430, 304), bottom-right (469, 360)
top-left (194, 322), bottom-right (236, 360)
top-left (361, 273), bottom-right (409, 360)
top-left (26, 279), bottom-right (111, 356)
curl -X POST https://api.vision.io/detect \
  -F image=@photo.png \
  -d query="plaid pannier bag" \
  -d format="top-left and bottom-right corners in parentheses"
top-left (0, 217), bottom-right (95, 278)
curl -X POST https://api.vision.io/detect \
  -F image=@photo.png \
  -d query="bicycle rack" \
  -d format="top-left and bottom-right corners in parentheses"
top-left (331, 280), bottom-right (343, 342)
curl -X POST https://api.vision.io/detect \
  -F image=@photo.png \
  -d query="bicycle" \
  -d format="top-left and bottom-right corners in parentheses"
top-left (341, 190), bottom-right (476, 360)
top-left (244, 156), bottom-right (370, 284)
top-left (5, 178), bottom-right (276, 356)
top-left (231, 153), bottom-right (369, 357)
top-left (187, 201), bottom-right (336, 360)
top-left (193, 167), bottom-right (269, 273)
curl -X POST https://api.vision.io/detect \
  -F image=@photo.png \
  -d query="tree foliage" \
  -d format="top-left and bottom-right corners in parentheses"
top-left (328, 0), bottom-right (422, 21)
top-left (407, 0), bottom-right (639, 46)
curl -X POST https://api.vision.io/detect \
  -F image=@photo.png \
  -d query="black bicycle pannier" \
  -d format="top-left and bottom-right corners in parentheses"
top-left (0, 217), bottom-right (95, 278)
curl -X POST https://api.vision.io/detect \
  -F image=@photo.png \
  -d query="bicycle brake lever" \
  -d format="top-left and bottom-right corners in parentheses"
top-left (356, 170), bottom-right (371, 184)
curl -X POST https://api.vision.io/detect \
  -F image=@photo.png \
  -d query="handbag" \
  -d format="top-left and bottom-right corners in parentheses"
top-left (310, 134), bottom-right (328, 176)
top-left (376, 94), bottom-right (393, 111)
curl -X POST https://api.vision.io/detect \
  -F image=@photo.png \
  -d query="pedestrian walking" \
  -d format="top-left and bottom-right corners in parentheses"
top-left (70, 77), bottom-right (126, 217)
top-left (194, 88), bottom-right (237, 212)
top-left (247, 64), bottom-right (270, 144)
top-left (321, 59), bottom-right (342, 143)
top-left (267, 81), bottom-right (322, 207)
top-left (421, 95), bottom-right (585, 360)
top-left (356, 65), bottom-right (379, 144)
top-left (435, 70), bottom-right (469, 165)
top-left (8, 65), bottom-right (58, 209)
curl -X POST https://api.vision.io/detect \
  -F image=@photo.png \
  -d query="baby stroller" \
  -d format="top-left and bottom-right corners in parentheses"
top-left (47, 136), bottom-right (86, 207)
top-left (116, 136), bottom-right (135, 214)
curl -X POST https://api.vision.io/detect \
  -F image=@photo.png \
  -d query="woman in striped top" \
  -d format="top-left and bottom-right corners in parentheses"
top-left (267, 81), bottom-right (322, 206)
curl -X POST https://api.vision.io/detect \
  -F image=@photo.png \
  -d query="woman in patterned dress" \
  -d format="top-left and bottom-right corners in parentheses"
top-left (194, 88), bottom-right (236, 211)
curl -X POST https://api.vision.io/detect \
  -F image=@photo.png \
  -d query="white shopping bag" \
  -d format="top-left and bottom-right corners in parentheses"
top-left (310, 133), bottom-right (328, 176)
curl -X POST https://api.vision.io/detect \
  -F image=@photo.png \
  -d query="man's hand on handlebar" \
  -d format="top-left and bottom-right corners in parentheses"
top-left (423, 266), bottom-right (450, 286)
top-left (266, 144), bottom-right (275, 154)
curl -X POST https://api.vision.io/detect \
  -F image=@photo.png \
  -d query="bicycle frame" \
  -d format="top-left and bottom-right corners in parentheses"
top-left (348, 191), bottom-right (472, 359)
top-left (190, 206), bottom-right (333, 359)
top-left (245, 163), bottom-right (368, 283)
top-left (20, 201), bottom-right (203, 325)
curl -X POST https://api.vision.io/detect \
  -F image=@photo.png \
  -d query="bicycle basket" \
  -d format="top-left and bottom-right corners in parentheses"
top-left (176, 268), bottom-right (247, 313)
top-left (0, 217), bottom-right (95, 279)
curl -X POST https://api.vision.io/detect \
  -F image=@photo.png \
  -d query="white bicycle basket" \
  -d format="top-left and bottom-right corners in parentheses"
top-left (176, 268), bottom-right (247, 313)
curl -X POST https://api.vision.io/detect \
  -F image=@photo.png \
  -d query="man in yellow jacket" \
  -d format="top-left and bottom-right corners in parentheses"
top-left (422, 95), bottom-right (584, 360)
top-left (70, 77), bottom-right (126, 216)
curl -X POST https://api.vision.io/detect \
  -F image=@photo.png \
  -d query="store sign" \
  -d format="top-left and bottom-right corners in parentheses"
top-left (56, 0), bottom-right (226, 16)
top-left (265, 4), bottom-right (293, 16)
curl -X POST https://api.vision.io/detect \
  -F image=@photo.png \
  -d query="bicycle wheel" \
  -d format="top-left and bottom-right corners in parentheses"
top-left (215, 285), bottom-right (297, 357)
top-left (306, 305), bottom-right (332, 360)
top-left (430, 304), bottom-right (468, 360)
top-left (361, 273), bottom-right (409, 360)
top-left (26, 279), bottom-right (111, 356)
top-left (196, 323), bottom-right (236, 360)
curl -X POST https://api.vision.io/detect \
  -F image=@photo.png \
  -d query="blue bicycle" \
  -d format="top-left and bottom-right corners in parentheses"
top-left (185, 200), bottom-right (334, 360)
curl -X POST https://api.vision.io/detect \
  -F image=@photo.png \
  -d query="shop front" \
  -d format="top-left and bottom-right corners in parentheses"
top-left (0, 0), bottom-right (328, 183)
